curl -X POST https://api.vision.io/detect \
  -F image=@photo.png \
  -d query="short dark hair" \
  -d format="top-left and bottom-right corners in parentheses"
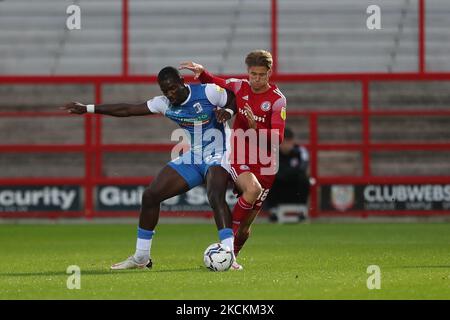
top-left (284, 127), bottom-right (294, 140)
top-left (158, 66), bottom-right (182, 83)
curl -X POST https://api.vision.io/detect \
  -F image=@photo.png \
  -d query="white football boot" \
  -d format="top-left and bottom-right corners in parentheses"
top-left (110, 256), bottom-right (152, 270)
top-left (230, 260), bottom-right (243, 270)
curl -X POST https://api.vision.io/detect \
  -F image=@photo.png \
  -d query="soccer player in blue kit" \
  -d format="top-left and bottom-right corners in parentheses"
top-left (62, 67), bottom-right (236, 270)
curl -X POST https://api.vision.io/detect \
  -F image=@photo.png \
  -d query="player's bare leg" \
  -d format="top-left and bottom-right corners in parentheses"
top-left (138, 166), bottom-right (190, 230)
top-left (235, 172), bottom-right (263, 205)
top-left (111, 165), bottom-right (190, 270)
top-left (205, 166), bottom-right (233, 229)
top-left (231, 172), bottom-right (261, 235)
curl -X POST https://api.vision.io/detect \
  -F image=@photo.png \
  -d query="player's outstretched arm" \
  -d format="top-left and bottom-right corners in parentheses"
top-left (179, 61), bottom-right (233, 92)
top-left (61, 102), bottom-right (152, 117)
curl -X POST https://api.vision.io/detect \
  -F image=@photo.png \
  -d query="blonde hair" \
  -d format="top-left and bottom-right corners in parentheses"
top-left (245, 50), bottom-right (273, 70)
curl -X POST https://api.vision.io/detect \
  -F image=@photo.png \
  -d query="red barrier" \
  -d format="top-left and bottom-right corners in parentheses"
top-left (0, 0), bottom-right (449, 219)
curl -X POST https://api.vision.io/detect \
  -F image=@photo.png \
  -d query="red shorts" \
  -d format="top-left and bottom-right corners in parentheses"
top-left (228, 163), bottom-right (276, 208)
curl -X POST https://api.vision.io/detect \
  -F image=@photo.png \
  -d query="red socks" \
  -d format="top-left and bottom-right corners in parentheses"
top-left (234, 229), bottom-right (250, 256)
top-left (232, 197), bottom-right (253, 235)
top-left (232, 197), bottom-right (254, 256)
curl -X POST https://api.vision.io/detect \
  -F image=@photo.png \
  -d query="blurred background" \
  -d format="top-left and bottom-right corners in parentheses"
top-left (0, 0), bottom-right (449, 222)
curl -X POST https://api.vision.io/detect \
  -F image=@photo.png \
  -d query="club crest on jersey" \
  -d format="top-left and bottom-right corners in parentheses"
top-left (193, 102), bottom-right (203, 113)
top-left (260, 101), bottom-right (271, 112)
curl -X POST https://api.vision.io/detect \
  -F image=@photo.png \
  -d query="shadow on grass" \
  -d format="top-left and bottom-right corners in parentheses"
top-left (0, 267), bottom-right (206, 277)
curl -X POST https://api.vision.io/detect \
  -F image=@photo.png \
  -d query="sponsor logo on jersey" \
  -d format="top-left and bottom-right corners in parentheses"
top-left (170, 113), bottom-right (210, 127)
top-left (242, 95), bottom-right (249, 101)
top-left (238, 108), bottom-right (266, 123)
top-left (260, 101), bottom-right (271, 111)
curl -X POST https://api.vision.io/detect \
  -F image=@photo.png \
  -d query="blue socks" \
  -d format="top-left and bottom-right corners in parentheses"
top-left (138, 227), bottom-right (154, 240)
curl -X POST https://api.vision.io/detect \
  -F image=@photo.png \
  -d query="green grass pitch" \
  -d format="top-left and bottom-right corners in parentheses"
top-left (0, 222), bottom-right (449, 299)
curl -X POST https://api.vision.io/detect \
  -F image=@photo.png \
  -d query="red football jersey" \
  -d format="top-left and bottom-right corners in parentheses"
top-left (199, 70), bottom-right (287, 169)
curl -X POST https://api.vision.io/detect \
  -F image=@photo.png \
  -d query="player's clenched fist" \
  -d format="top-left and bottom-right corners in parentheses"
top-left (214, 107), bottom-right (232, 123)
top-left (61, 102), bottom-right (87, 114)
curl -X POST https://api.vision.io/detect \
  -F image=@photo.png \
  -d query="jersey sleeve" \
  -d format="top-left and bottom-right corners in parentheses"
top-left (271, 96), bottom-right (287, 144)
top-left (146, 96), bottom-right (169, 115)
top-left (198, 69), bottom-right (243, 94)
top-left (205, 83), bottom-right (228, 108)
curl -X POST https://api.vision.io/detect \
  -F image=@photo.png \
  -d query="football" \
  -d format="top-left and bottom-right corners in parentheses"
top-left (203, 243), bottom-right (234, 272)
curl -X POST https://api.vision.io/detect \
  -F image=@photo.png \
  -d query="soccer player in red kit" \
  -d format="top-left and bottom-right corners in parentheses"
top-left (180, 50), bottom-right (287, 270)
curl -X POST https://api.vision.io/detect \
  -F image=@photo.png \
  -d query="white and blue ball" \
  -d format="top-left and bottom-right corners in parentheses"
top-left (203, 243), bottom-right (234, 272)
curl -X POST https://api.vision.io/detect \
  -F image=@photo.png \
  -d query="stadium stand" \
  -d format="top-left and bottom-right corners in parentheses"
top-left (1, 0), bottom-right (449, 74)
top-left (0, 0), bottom-right (449, 216)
